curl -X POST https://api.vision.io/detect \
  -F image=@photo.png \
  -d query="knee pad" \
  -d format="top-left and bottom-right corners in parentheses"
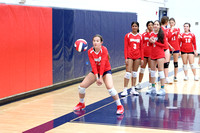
top-left (183, 64), bottom-right (188, 71)
top-left (124, 72), bottom-right (131, 79)
top-left (79, 86), bottom-right (86, 94)
top-left (140, 68), bottom-right (145, 74)
top-left (148, 68), bottom-right (151, 74)
top-left (164, 62), bottom-right (169, 68)
top-left (174, 62), bottom-right (178, 68)
top-left (132, 71), bottom-right (137, 78)
top-left (151, 70), bottom-right (156, 78)
top-left (158, 71), bottom-right (165, 79)
top-left (108, 87), bottom-right (117, 96)
top-left (190, 64), bottom-right (196, 69)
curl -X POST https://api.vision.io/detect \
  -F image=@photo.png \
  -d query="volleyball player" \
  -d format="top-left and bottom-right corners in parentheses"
top-left (179, 23), bottom-right (199, 81)
top-left (121, 22), bottom-right (144, 97)
top-left (73, 34), bottom-right (124, 115)
top-left (161, 16), bottom-right (174, 84)
top-left (168, 18), bottom-right (180, 82)
top-left (146, 20), bottom-right (166, 96)
top-left (135, 21), bottom-right (154, 90)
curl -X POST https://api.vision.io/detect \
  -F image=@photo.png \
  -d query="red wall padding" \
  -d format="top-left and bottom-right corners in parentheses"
top-left (0, 4), bottom-right (52, 98)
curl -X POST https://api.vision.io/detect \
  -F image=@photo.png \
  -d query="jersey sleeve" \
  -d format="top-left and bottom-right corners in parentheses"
top-left (124, 34), bottom-right (128, 59)
top-left (88, 50), bottom-right (98, 75)
top-left (192, 34), bottom-right (197, 50)
top-left (99, 47), bottom-right (109, 76)
top-left (140, 35), bottom-right (144, 60)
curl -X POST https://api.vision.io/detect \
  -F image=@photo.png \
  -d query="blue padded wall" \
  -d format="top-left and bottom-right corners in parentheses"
top-left (53, 8), bottom-right (137, 84)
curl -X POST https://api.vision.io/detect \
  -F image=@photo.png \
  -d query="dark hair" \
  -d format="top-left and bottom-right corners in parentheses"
top-left (131, 21), bottom-right (139, 33)
top-left (93, 34), bottom-right (103, 42)
top-left (161, 16), bottom-right (169, 25)
top-left (184, 22), bottom-right (191, 32)
top-left (154, 20), bottom-right (164, 44)
top-left (146, 21), bottom-right (154, 27)
top-left (169, 18), bottom-right (175, 22)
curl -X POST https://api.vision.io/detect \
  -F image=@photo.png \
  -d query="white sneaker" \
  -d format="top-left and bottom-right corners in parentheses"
top-left (146, 87), bottom-right (156, 94)
top-left (165, 77), bottom-right (173, 84)
top-left (156, 89), bottom-right (166, 96)
top-left (184, 76), bottom-right (189, 81)
top-left (135, 83), bottom-right (142, 90)
top-left (194, 76), bottom-right (199, 81)
top-left (174, 77), bottom-right (178, 82)
top-left (121, 90), bottom-right (128, 97)
top-left (130, 88), bottom-right (139, 96)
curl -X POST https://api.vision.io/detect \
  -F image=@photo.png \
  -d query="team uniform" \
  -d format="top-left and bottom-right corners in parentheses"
top-left (74, 45), bottom-right (124, 115)
top-left (149, 32), bottom-right (166, 60)
top-left (179, 32), bottom-right (196, 54)
top-left (124, 32), bottom-right (144, 60)
top-left (161, 26), bottom-right (169, 50)
top-left (88, 46), bottom-right (111, 76)
top-left (168, 28), bottom-right (180, 53)
top-left (142, 32), bottom-right (151, 58)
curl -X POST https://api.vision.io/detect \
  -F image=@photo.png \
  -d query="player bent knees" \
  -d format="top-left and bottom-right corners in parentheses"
top-left (140, 68), bottom-right (145, 74)
top-left (108, 87), bottom-right (118, 96)
top-left (164, 62), bottom-right (169, 69)
top-left (158, 71), bottom-right (165, 79)
top-left (79, 86), bottom-right (86, 94)
top-left (151, 70), bottom-right (156, 78)
top-left (183, 64), bottom-right (188, 71)
top-left (124, 72), bottom-right (131, 79)
top-left (174, 62), bottom-right (178, 68)
top-left (190, 64), bottom-right (196, 69)
top-left (132, 71), bottom-right (137, 78)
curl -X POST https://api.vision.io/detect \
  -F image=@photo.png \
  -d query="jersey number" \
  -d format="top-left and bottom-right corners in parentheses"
top-left (185, 38), bottom-right (191, 43)
top-left (133, 44), bottom-right (137, 49)
top-left (172, 36), bottom-right (176, 41)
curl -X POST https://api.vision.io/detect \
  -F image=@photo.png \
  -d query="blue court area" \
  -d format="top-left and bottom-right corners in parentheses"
top-left (23, 68), bottom-right (200, 132)
top-left (23, 91), bottom-right (200, 133)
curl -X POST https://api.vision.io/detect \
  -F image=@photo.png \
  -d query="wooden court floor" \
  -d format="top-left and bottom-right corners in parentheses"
top-left (0, 57), bottom-right (200, 133)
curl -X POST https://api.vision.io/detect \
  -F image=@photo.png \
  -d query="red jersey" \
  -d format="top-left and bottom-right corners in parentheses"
top-left (168, 28), bottom-right (180, 51)
top-left (149, 32), bottom-right (166, 60)
top-left (88, 46), bottom-right (111, 76)
top-left (142, 32), bottom-right (151, 57)
top-left (179, 32), bottom-right (196, 52)
top-left (161, 26), bottom-right (169, 50)
top-left (124, 32), bottom-right (144, 60)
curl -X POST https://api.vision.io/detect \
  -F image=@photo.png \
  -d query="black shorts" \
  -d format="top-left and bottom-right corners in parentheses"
top-left (144, 57), bottom-right (150, 59)
top-left (170, 50), bottom-right (180, 54)
top-left (127, 58), bottom-right (141, 61)
top-left (91, 70), bottom-right (112, 77)
top-left (181, 52), bottom-right (194, 55)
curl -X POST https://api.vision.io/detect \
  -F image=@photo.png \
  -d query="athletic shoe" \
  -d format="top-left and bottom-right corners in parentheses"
top-left (121, 90), bottom-right (128, 97)
top-left (184, 76), bottom-right (189, 81)
top-left (73, 110), bottom-right (86, 116)
top-left (146, 87), bottom-right (156, 94)
top-left (116, 105), bottom-right (124, 115)
top-left (130, 88), bottom-right (139, 96)
top-left (74, 102), bottom-right (85, 111)
top-left (165, 77), bottom-right (173, 84)
top-left (194, 76), bottom-right (199, 81)
top-left (174, 77), bottom-right (178, 82)
top-left (156, 89), bottom-right (166, 96)
top-left (135, 83), bottom-right (142, 90)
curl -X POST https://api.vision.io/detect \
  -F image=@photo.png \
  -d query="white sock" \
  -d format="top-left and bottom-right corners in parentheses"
top-left (80, 98), bottom-right (84, 103)
top-left (115, 99), bottom-right (121, 106)
top-left (132, 86), bottom-right (135, 90)
top-left (124, 87), bottom-right (128, 91)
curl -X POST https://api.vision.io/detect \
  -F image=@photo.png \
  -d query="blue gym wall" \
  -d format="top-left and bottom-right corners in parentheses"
top-left (53, 8), bottom-right (137, 84)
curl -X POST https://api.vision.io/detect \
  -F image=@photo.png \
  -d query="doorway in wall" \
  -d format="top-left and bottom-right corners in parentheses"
top-left (159, 7), bottom-right (168, 21)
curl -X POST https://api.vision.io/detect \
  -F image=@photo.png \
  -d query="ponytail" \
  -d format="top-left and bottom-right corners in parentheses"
top-left (157, 27), bottom-right (164, 44)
